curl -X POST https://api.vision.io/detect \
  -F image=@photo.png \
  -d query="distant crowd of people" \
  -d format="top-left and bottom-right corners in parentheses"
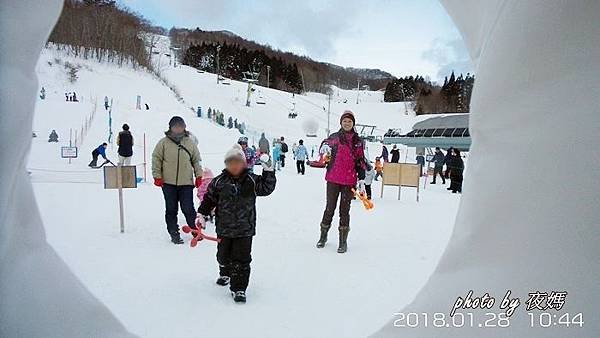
top-left (375, 144), bottom-right (464, 194)
top-left (65, 92), bottom-right (78, 102)
top-left (429, 146), bottom-right (464, 193)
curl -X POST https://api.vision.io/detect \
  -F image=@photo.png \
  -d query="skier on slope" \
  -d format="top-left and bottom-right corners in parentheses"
top-left (152, 116), bottom-right (204, 244)
top-left (197, 144), bottom-right (276, 303)
top-left (317, 110), bottom-right (366, 253)
top-left (88, 143), bottom-right (108, 168)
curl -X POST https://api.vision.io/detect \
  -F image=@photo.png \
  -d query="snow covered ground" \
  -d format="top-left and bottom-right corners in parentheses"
top-left (28, 47), bottom-right (461, 338)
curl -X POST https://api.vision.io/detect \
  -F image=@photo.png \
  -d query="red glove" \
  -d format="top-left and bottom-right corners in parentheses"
top-left (195, 176), bottom-right (203, 188)
top-left (153, 178), bottom-right (163, 187)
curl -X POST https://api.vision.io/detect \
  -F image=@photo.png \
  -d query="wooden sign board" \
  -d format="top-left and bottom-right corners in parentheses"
top-left (61, 146), bottom-right (78, 158)
top-left (381, 163), bottom-right (421, 201)
top-left (382, 163), bottom-right (402, 186)
top-left (399, 163), bottom-right (420, 188)
top-left (103, 166), bottom-right (137, 189)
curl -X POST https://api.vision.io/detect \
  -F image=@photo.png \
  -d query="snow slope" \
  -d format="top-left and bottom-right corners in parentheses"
top-left (28, 46), bottom-right (460, 338)
top-left (150, 34), bottom-right (425, 145)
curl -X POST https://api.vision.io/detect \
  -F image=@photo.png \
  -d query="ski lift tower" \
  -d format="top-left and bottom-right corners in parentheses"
top-left (243, 70), bottom-right (260, 107)
top-left (355, 123), bottom-right (377, 142)
top-left (170, 46), bottom-right (180, 68)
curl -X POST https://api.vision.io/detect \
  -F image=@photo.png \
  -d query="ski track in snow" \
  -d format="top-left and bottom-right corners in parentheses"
top-left (29, 46), bottom-right (460, 338)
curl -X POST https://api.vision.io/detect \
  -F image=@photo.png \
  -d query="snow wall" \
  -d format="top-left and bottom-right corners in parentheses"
top-left (373, 0), bottom-right (599, 336)
top-left (0, 1), bottom-right (136, 337)
top-left (0, 0), bottom-right (598, 337)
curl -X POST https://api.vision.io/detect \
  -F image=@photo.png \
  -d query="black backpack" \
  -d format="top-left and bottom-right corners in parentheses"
top-left (281, 142), bottom-right (289, 153)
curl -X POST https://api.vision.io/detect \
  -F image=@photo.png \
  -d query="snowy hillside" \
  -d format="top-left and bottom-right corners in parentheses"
top-left (149, 35), bottom-right (424, 144)
top-left (29, 46), bottom-right (460, 338)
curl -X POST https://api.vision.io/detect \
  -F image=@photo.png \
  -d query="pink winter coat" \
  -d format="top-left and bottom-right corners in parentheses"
top-left (197, 168), bottom-right (214, 203)
top-left (324, 131), bottom-right (365, 186)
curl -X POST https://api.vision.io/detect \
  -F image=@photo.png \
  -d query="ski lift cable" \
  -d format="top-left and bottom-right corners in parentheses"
top-left (295, 94), bottom-right (343, 120)
top-left (258, 91), bottom-right (328, 123)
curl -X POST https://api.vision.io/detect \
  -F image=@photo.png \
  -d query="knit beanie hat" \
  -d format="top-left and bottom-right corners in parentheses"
top-left (340, 110), bottom-right (355, 125)
top-left (224, 144), bottom-right (246, 163)
top-left (169, 116), bottom-right (186, 129)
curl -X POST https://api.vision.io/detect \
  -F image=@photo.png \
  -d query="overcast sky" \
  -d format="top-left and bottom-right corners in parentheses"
top-left (119, 0), bottom-right (472, 82)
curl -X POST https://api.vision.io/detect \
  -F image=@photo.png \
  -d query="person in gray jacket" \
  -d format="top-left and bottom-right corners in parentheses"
top-left (258, 132), bottom-right (270, 154)
top-left (429, 147), bottom-right (446, 184)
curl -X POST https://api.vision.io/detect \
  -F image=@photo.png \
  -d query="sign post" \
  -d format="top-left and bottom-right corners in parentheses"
top-left (68, 128), bottom-right (72, 164)
top-left (103, 165), bottom-right (137, 233)
top-left (61, 145), bottom-right (78, 163)
top-left (117, 165), bottom-right (125, 233)
top-left (380, 163), bottom-right (421, 202)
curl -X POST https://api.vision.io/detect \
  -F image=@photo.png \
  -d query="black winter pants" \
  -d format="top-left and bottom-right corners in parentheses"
top-left (217, 236), bottom-right (253, 292)
top-left (321, 182), bottom-right (353, 229)
top-left (280, 154), bottom-right (286, 167)
top-left (161, 184), bottom-right (197, 235)
top-left (450, 170), bottom-right (464, 193)
top-left (365, 184), bottom-right (372, 199)
top-left (88, 149), bottom-right (100, 167)
top-left (432, 165), bottom-right (445, 184)
top-left (296, 160), bottom-right (305, 175)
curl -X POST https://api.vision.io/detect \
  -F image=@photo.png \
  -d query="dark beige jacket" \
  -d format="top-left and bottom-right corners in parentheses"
top-left (152, 133), bottom-right (203, 186)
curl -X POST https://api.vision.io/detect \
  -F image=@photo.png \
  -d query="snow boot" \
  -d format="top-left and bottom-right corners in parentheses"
top-left (170, 232), bottom-right (184, 244)
top-left (232, 291), bottom-right (246, 303)
top-left (337, 227), bottom-right (349, 253)
top-left (316, 223), bottom-right (330, 248)
top-left (216, 276), bottom-right (230, 286)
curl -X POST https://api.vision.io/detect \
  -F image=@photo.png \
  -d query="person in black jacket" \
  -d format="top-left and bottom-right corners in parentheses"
top-left (117, 124), bottom-right (133, 165)
top-left (198, 144), bottom-right (276, 303)
top-left (429, 147), bottom-right (446, 184)
top-left (279, 136), bottom-right (288, 167)
top-left (390, 145), bottom-right (400, 163)
top-left (444, 147), bottom-right (454, 179)
top-left (447, 148), bottom-right (464, 193)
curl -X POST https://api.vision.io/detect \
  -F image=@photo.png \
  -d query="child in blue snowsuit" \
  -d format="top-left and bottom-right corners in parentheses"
top-left (272, 142), bottom-right (282, 171)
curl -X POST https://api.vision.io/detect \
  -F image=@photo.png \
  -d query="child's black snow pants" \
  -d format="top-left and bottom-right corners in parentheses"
top-left (217, 236), bottom-right (253, 292)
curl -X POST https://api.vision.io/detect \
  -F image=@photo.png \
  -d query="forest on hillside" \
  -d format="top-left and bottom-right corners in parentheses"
top-left (48, 0), bottom-right (156, 69)
top-left (46, 1), bottom-right (475, 114)
top-left (171, 28), bottom-right (394, 93)
top-left (384, 71), bottom-right (475, 114)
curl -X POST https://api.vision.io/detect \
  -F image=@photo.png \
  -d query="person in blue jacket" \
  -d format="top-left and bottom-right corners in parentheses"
top-left (88, 143), bottom-right (108, 167)
top-left (238, 137), bottom-right (256, 173)
top-left (295, 139), bottom-right (308, 175)
top-left (272, 141), bottom-right (282, 171)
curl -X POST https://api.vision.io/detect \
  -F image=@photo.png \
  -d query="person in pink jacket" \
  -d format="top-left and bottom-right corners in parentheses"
top-left (317, 110), bottom-right (366, 253)
top-left (197, 168), bottom-right (215, 223)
